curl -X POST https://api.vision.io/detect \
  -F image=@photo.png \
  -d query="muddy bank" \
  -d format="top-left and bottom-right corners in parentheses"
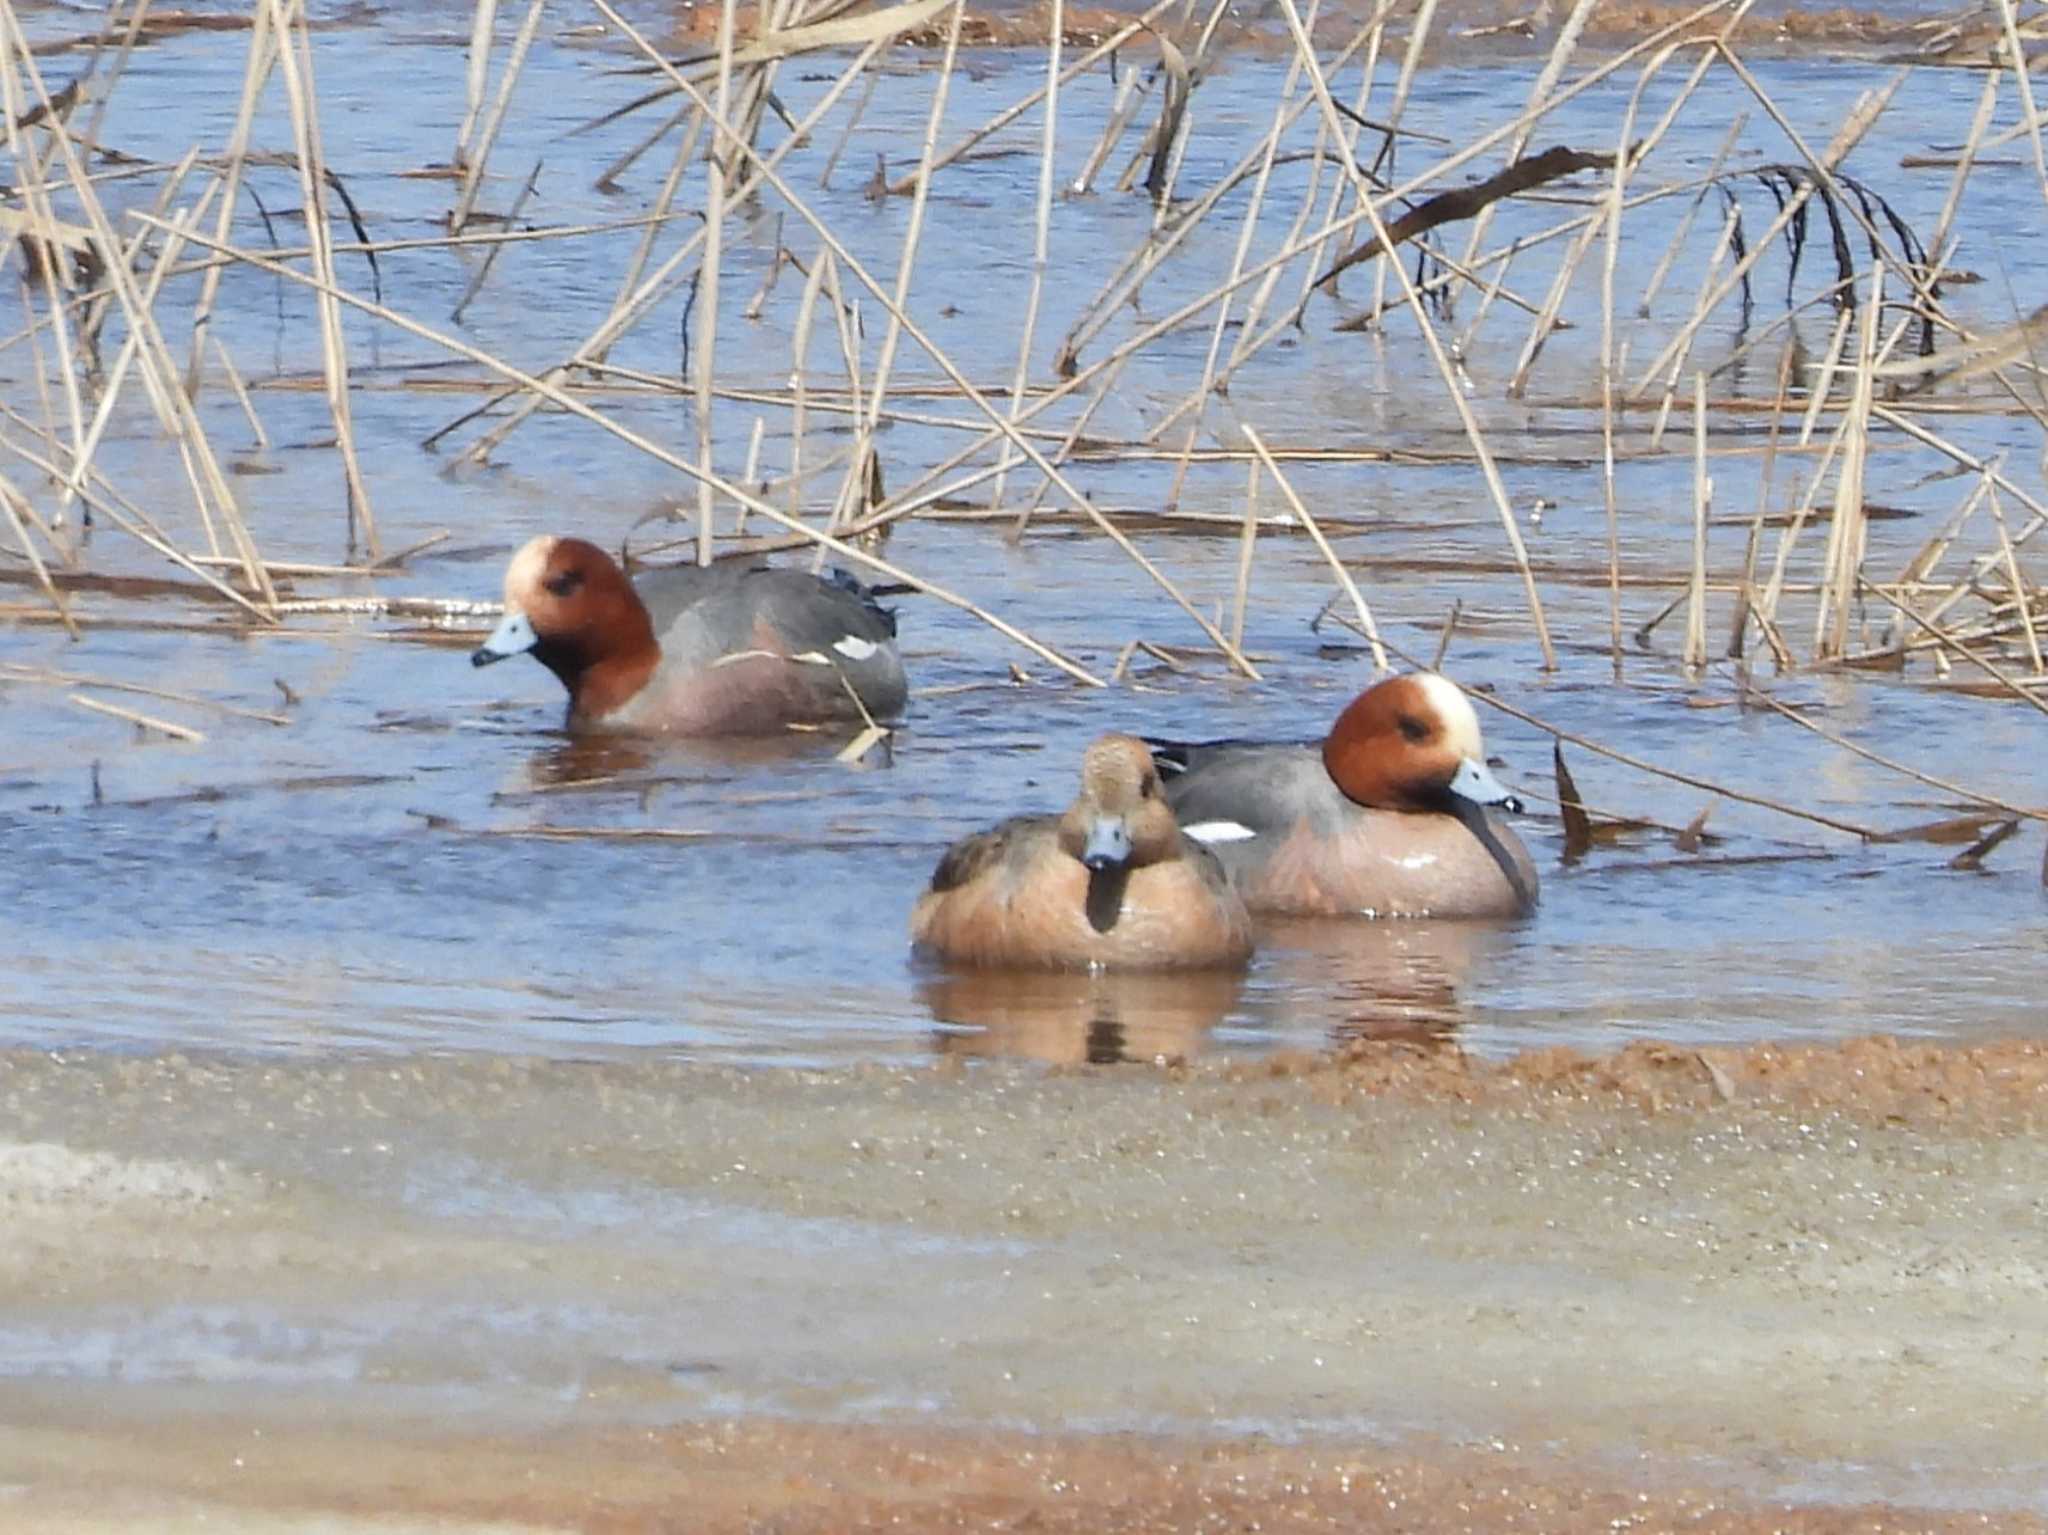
top-left (5, 1393), bottom-right (2041, 1533)
top-left (1, 1033), bottom-right (2045, 1524)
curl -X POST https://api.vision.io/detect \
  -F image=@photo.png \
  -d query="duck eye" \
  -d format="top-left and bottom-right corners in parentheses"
top-left (1397, 715), bottom-right (1430, 744)
top-left (543, 569), bottom-right (583, 598)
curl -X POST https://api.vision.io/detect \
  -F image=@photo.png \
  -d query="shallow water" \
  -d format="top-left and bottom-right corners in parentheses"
top-left (5, 8), bottom-right (2046, 1063)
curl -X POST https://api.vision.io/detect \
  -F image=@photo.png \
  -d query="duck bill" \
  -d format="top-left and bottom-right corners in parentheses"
top-left (472, 609), bottom-right (538, 668)
top-left (1080, 816), bottom-right (1133, 872)
top-left (1449, 755), bottom-right (1522, 814)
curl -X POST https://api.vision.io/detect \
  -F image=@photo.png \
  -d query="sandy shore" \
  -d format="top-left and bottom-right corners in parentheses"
top-left (2, 1035), bottom-right (2044, 1529)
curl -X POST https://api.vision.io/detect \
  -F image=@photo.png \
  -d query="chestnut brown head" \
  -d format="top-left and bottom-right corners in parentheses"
top-left (1319, 673), bottom-right (1519, 814)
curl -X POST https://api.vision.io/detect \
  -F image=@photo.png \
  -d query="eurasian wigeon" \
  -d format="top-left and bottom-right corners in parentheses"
top-left (910, 733), bottom-right (1254, 971)
top-left (1152, 672), bottom-right (1538, 919)
top-left (472, 535), bottom-right (908, 735)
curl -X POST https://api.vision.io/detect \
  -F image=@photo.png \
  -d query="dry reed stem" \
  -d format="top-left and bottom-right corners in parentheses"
top-left (881, 0), bottom-right (1746, 555)
top-left (184, 0), bottom-right (276, 399)
top-left (1, 10), bottom-right (279, 610)
top-left (0, 16), bottom-right (91, 530)
top-left (1987, 483), bottom-right (2043, 674)
top-left (146, 215), bottom-right (1103, 687)
top-left (1856, 578), bottom-right (2048, 721)
top-left (436, 39), bottom-right (885, 462)
top-left (1448, 0), bottom-right (1604, 345)
top-left (888, 0), bottom-right (1180, 196)
top-left (64, 179), bottom-right (219, 524)
top-left (457, 0), bottom-right (501, 168)
top-left (450, 155), bottom-right (541, 323)
top-left (590, 0), bottom-right (1261, 678)
top-left (1272, 0), bottom-right (1554, 669)
top-left (989, 0), bottom-right (1064, 511)
top-left (1362, 0), bottom-right (1437, 322)
top-left (1995, 0), bottom-right (2048, 209)
top-left (0, 660), bottom-right (290, 723)
top-left (1632, 70), bottom-right (1903, 403)
top-left (70, 692), bottom-right (204, 742)
top-left (450, 0), bottom-right (544, 235)
top-left (1231, 460), bottom-right (1259, 652)
top-left (208, 344), bottom-right (266, 447)
top-left (1373, 636), bottom-right (1881, 840)
top-left (695, 0), bottom-right (740, 567)
top-left (0, 469), bottom-right (76, 636)
top-left (1815, 262), bottom-right (1881, 659)
top-left (1243, 425), bottom-right (1386, 674)
top-left (267, 0), bottom-right (375, 557)
top-left (858, 0), bottom-right (964, 468)
top-left (1685, 374), bottom-right (1710, 669)
top-left (1928, 70), bottom-right (1999, 277)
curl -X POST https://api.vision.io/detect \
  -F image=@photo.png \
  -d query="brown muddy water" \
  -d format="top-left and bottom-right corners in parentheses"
top-left (3, 1), bottom-right (2048, 1523)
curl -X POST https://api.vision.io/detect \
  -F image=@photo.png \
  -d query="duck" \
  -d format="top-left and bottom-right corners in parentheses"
top-left (910, 733), bottom-right (1254, 971)
top-left (471, 535), bottom-right (908, 736)
top-left (1151, 672), bottom-right (1539, 919)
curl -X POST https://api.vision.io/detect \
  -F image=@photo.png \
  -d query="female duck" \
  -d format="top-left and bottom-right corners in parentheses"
top-left (1153, 672), bottom-right (1538, 919)
top-left (911, 734), bottom-right (1253, 970)
top-left (472, 535), bottom-right (907, 735)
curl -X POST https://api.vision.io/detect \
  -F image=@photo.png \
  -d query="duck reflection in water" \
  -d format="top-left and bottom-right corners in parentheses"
top-left (919, 966), bottom-right (1246, 1065)
top-left (1250, 916), bottom-right (1510, 1050)
top-left (512, 726), bottom-right (875, 796)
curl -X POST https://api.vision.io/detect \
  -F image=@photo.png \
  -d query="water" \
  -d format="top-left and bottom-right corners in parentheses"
top-left (2, 11), bottom-right (2044, 1066)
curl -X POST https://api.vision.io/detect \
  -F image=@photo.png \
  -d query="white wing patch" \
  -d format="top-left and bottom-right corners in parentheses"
top-left (1181, 820), bottom-right (1258, 844)
top-left (832, 635), bottom-right (880, 661)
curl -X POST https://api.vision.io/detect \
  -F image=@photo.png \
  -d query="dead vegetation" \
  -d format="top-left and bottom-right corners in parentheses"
top-left (1, 0), bottom-right (2046, 867)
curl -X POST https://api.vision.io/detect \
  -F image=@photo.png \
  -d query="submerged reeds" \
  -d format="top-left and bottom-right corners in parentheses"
top-left (1, 0), bottom-right (2046, 842)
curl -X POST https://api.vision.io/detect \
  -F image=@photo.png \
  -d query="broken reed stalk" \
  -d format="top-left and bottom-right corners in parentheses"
top-left (1243, 426), bottom-right (1387, 674)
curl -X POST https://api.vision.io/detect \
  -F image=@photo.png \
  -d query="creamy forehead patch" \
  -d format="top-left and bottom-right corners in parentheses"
top-left (503, 534), bottom-right (560, 607)
top-left (1415, 671), bottom-right (1484, 759)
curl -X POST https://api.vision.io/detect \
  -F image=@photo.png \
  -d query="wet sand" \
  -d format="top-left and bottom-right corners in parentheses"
top-left (3, 1034), bottom-right (2045, 1529)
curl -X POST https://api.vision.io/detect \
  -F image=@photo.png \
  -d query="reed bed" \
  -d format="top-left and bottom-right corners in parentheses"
top-left (2, 0), bottom-right (2047, 855)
